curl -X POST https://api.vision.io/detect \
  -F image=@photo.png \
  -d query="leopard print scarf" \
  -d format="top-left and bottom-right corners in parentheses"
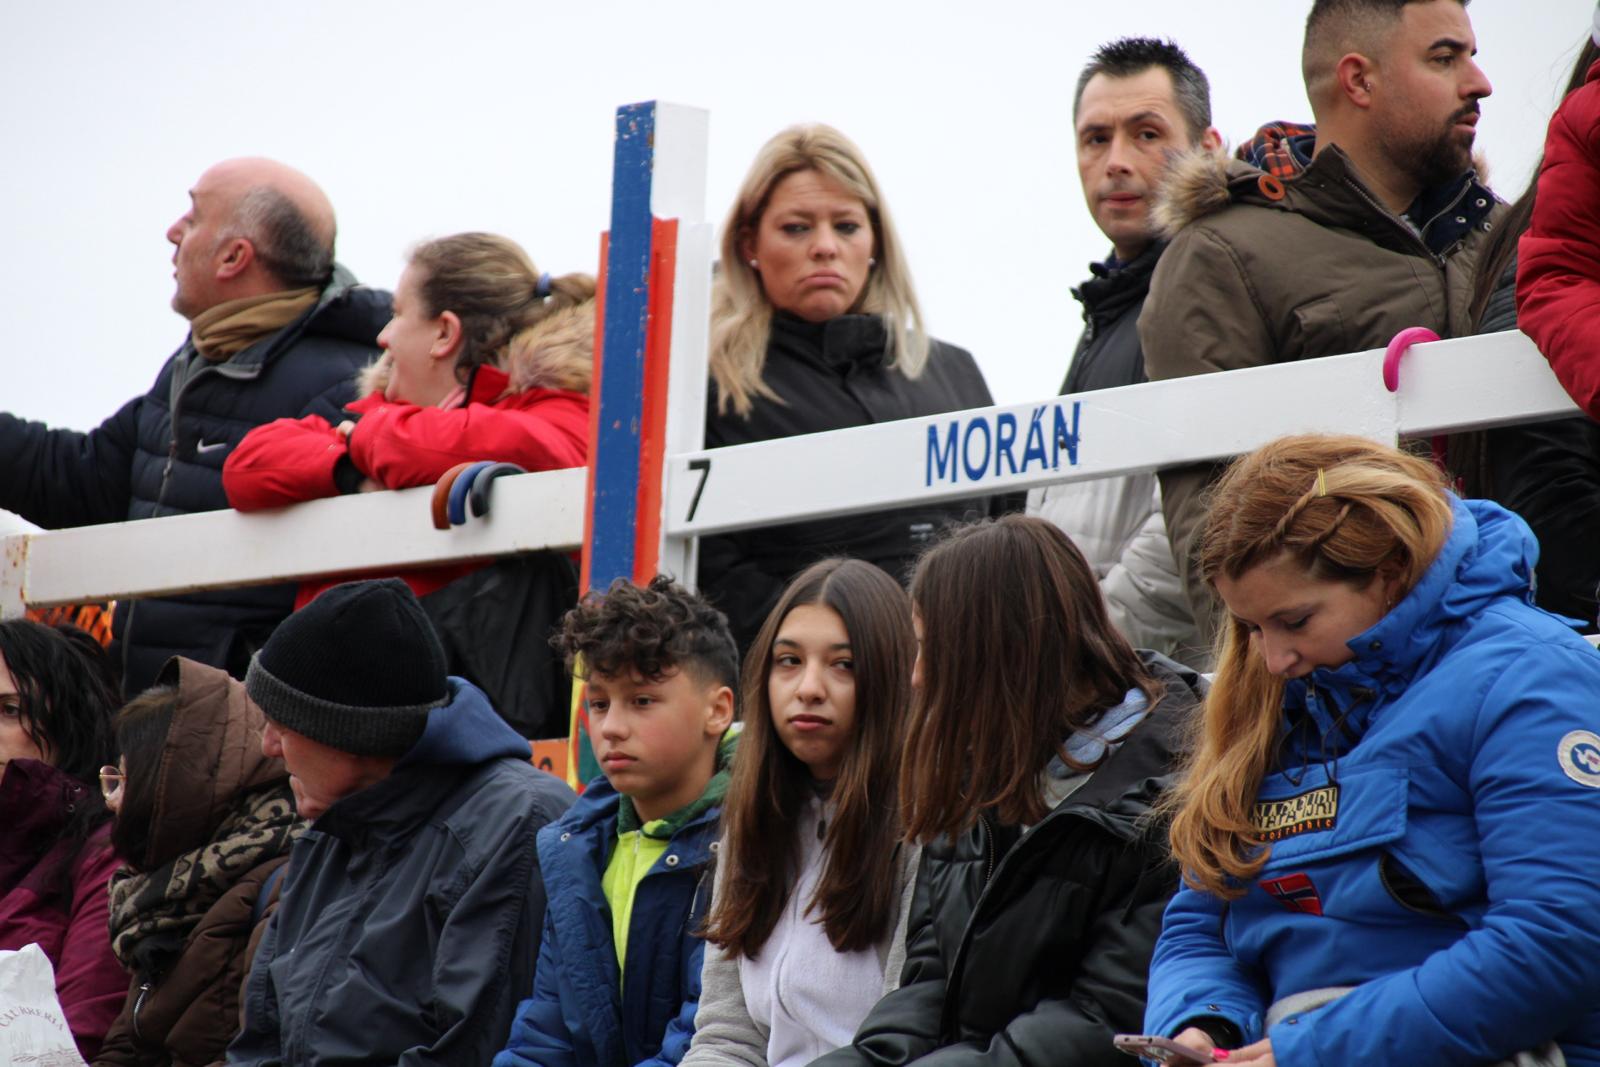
top-left (107, 782), bottom-right (302, 972)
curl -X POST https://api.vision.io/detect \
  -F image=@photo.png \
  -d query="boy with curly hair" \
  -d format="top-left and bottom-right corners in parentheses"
top-left (494, 575), bottom-right (738, 1067)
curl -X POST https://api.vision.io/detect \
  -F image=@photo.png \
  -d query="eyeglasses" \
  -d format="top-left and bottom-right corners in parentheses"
top-left (98, 766), bottom-right (124, 800)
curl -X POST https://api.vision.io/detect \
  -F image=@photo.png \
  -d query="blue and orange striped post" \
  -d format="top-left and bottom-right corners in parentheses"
top-left (568, 101), bottom-right (712, 789)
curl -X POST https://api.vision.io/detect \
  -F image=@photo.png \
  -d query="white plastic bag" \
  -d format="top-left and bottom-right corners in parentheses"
top-left (0, 943), bottom-right (88, 1067)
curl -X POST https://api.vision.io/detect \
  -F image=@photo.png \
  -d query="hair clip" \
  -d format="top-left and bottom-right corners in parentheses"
top-left (1315, 468), bottom-right (1329, 498)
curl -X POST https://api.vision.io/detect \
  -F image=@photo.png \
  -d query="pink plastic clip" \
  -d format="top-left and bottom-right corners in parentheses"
top-left (1381, 327), bottom-right (1441, 392)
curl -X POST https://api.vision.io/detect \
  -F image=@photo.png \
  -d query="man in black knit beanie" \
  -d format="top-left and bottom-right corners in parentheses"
top-left (228, 578), bottom-right (575, 1066)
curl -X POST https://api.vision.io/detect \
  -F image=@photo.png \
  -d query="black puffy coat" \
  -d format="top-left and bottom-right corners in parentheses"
top-left (810, 653), bottom-right (1200, 1067)
top-left (701, 313), bottom-right (1009, 648)
top-left (0, 269), bottom-right (388, 694)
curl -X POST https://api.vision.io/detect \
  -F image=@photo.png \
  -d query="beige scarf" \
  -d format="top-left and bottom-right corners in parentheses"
top-left (190, 287), bottom-right (319, 362)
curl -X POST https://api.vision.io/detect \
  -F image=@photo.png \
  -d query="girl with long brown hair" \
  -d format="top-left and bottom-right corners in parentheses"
top-left (689, 559), bottom-right (919, 1067)
top-left (813, 514), bottom-right (1203, 1067)
top-left (1149, 434), bottom-right (1600, 1066)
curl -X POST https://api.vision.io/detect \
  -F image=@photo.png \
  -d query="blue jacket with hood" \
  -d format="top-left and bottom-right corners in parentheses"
top-left (227, 679), bottom-right (575, 1067)
top-left (1145, 499), bottom-right (1600, 1066)
top-left (492, 758), bottom-right (726, 1067)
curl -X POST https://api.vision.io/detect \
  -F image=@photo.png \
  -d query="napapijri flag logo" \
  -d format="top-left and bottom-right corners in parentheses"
top-left (1260, 872), bottom-right (1325, 916)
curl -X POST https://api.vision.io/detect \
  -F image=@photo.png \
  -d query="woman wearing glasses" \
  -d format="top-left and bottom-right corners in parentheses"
top-left (93, 657), bottom-right (302, 1067)
top-left (0, 619), bottom-right (126, 1060)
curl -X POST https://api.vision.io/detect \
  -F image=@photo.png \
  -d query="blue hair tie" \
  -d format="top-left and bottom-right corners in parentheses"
top-left (535, 272), bottom-right (552, 299)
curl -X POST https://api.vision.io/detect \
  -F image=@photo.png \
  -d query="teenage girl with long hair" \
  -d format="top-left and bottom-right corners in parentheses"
top-left (1149, 434), bottom-right (1600, 1066)
top-left (813, 514), bottom-right (1204, 1067)
top-left (688, 558), bottom-right (919, 1067)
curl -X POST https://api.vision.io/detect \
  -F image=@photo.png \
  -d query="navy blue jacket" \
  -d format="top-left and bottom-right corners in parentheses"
top-left (228, 679), bottom-right (575, 1066)
top-left (1147, 499), bottom-right (1600, 1065)
top-left (493, 775), bottom-right (720, 1067)
top-left (0, 268), bottom-right (388, 694)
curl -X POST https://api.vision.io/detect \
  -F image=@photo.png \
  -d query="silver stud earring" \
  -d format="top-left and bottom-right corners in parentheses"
top-left (868, 257), bottom-right (877, 268)
top-left (748, 258), bottom-right (759, 269)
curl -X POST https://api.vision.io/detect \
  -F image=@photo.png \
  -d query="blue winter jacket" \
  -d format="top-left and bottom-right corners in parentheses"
top-left (1146, 498), bottom-right (1600, 1066)
top-left (493, 774), bottom-right (720, 1067)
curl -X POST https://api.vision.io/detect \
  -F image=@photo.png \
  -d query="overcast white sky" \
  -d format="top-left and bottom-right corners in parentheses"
top-left (2, 1), bottom-right (1592, 433)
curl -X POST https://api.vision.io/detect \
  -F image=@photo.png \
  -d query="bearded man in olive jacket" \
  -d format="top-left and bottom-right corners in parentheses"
top-left (1138, 0), bottom-right (1503, 642)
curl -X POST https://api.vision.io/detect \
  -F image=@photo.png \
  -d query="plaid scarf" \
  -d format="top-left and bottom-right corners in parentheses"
top-left (1238, 121), bottom-right (1318, 180)
top-left (107, 782), bottom-right (302, 976)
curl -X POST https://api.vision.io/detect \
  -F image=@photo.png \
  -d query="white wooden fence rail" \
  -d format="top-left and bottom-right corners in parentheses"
top-left (0, 329), bottom-right (1578, 617)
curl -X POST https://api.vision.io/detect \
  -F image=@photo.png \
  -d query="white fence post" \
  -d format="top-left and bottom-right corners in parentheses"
top-left (1, 533), bottom-right (27, 620)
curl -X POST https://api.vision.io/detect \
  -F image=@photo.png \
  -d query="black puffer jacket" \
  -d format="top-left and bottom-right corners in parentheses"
top-left (0, 268), bottom-right (389, 694)
top-left (810, 652), bottom-right (1201, 1067)
top-left (701, 313), bottom-right (1009, 648)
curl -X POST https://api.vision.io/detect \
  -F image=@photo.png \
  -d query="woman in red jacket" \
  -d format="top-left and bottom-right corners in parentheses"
top-left (224, 230), bottom-right (594, 606)
top-left (225, 233), bottom-right (594, 737)
top-left (1518, 25), bottom-right (1600, 418)
top-left (0, 620), bottom-right (127, 1060)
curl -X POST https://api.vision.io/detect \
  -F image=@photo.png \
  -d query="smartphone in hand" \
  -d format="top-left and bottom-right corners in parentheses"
top-left (1113, 1034), bottom-right (1217, 1064)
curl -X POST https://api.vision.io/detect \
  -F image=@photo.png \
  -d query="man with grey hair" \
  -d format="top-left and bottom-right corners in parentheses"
top-left (1030, 36), bottom-right (1219, 668)
top-left (1138, 0), bottom-right (1500, 645)
top-left (0, 157), bottom-right (390, 694)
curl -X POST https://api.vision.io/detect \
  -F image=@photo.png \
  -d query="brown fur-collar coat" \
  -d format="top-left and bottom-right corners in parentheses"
top-left (1134, 141), bottom-right (1504, 644)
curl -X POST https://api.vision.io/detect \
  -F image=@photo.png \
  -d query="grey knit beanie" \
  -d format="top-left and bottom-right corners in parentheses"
top-left (245, 578), bottom-right (449, 757)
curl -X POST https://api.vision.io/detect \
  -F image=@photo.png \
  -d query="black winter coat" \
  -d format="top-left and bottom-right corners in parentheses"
top-left (1467, 259), bottom-right (1600, 628)
top-left (0, 270), bottom-right (389, 694)
top-left (701, 313), bottom-right (1008, 648)
top-left (1059, 243), bottom-right (1164, 396)
top-left (810, 653), bottom-right (1200, 1067)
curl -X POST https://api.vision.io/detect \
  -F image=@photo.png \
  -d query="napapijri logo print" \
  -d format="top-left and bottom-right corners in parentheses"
top-left (1251, 785), bottom-right (1340, 841)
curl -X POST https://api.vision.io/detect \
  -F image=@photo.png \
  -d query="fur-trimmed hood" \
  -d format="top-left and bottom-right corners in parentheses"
top-left (1154, 137), bottom-right (1496, 252)
top-left (357, 297), bottom-right (595, 399)
top-left (1153, 147), bottom-right (1251, 238)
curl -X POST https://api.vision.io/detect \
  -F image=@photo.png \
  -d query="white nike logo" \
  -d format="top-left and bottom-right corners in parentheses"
top-left (195, 439), bottom-right (229, 454)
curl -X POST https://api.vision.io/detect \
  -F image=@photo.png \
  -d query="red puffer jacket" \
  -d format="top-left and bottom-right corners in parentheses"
top-left (224, 367), bottom-right (587, 506)
top-left (1519, 59), bottom-right (1600, 418)
top-left (0, 760), bottom-right (127, 1061)
top-left (224, 300), bottom-right (593, 606)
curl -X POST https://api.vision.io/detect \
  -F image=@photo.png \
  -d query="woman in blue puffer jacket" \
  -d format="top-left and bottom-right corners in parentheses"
top-left (1146, 434), bottom-right (1600, 1067)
